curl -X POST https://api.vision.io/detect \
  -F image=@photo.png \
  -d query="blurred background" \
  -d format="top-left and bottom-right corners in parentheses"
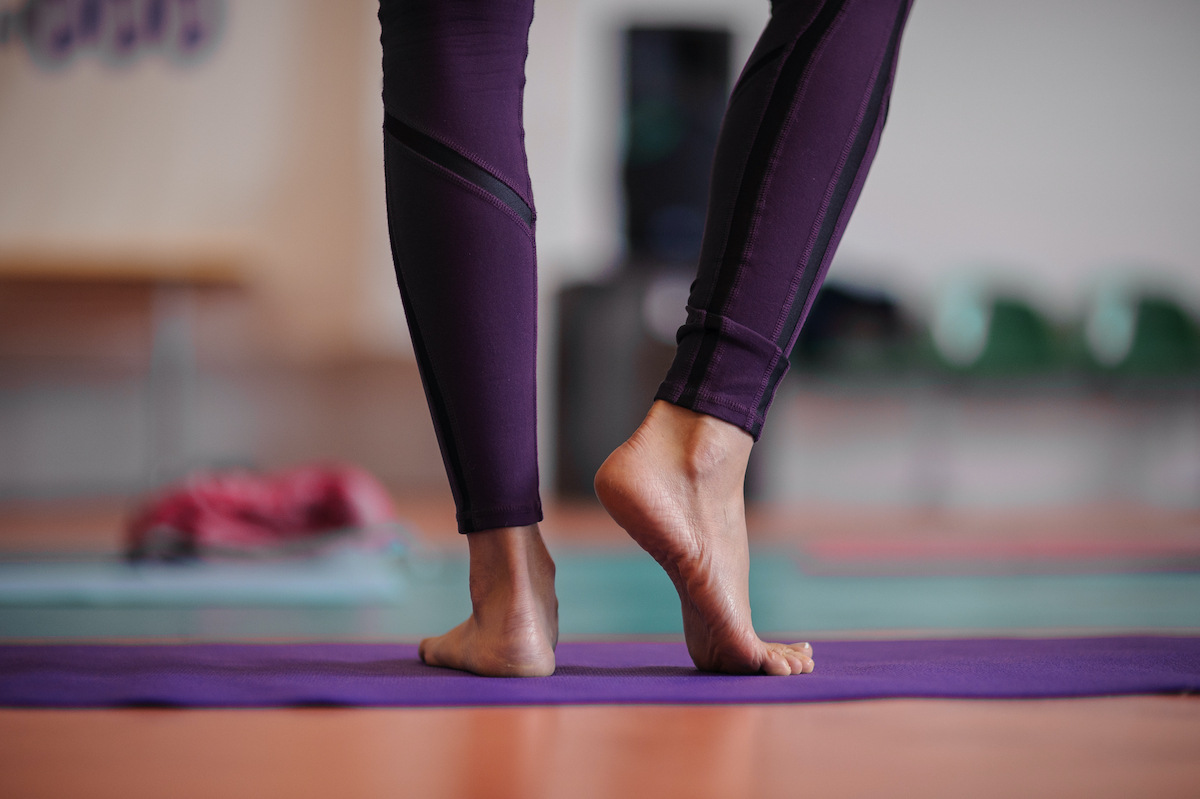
top-left (2, 0), bottom-right (1198, 508)
top-left (0, 0), bottom-right (1198, 634)
top-left (3, 6), bottom-right (1199, 793)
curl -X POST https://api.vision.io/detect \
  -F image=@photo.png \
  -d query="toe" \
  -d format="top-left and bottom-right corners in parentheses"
top-left (784, 642), bottom-right (814, 674)
top-left (762, 643), bottom-right (807, 676)
top-left (779, 647), bottom-right (806, 675)
top-left (760, 647), bottom-right (794, 676)
top-left (769, 643), bottom-right (815, 675)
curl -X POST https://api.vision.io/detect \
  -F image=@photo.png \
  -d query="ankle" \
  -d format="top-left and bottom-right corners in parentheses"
top-left (465, 524), bottom-right (541, 565)
top-left (643, 401), bottom-right (753, 481)
top-left (465, 525), bottom-right (552, 605)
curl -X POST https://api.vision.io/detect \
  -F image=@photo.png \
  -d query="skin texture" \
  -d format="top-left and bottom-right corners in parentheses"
top-left (418, 525), bottom-right (558, 677)
top-left (420, 401), bottom-right (812, 677)
top-left (595, 401), bottom-right (814, 676)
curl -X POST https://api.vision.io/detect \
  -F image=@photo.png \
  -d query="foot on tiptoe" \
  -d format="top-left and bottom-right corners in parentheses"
top-left (595, 401), bottom-right (814, 676)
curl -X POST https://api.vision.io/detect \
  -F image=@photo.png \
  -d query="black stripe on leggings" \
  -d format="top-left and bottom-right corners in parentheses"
top-left (751, 0), bottom-right (910, 428)
top-left (727, 43), bottom-right (787, 107)
top-left (386, 216), bottom-right (474, 517)
top-left (385, 111), bottom-right (534, 227)
top-left (677, 0), bottom-right (846, 409)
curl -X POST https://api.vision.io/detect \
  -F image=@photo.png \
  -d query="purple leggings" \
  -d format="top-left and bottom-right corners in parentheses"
top-left (380, 0), bottom-right (912, 533)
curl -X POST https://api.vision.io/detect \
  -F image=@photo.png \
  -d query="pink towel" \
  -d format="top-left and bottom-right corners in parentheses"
top-left (127, 465), bottom-right (397, 559)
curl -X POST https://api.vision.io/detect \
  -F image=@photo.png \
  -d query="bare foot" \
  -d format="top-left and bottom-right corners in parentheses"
top-left (419, 525), bottom-right (558, 677)
top-left (595, 401), bottom-right (814, 676)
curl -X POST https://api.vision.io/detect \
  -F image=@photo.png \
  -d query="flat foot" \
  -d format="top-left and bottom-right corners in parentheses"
top-left (419, 525), bottom-right (558, 678)
top-left (419, 618), bottom-right (556, 678)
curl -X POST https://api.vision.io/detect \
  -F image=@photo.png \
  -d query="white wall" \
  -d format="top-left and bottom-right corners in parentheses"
top-left (526, 0), bottom-right (770, 280)
top-left (0, 0), bottom-right (396, 361)
top-left (0, 3), bottom-right (290, 251)
top-left (837, 0), bottom-right (1200, 317)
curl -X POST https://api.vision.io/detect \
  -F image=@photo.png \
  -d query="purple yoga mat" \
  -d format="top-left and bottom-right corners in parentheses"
top-left (2, 637), bottom-right (1197, 708)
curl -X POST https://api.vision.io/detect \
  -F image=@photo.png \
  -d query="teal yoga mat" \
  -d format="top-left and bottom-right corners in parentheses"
top-left (0, 551), bottom-right (404, 606)
top-left (2, 552), bottom-right (1199, 641)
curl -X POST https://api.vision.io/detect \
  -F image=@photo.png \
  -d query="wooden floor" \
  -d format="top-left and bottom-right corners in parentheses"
top-left (2, 698), bottom-right (1198, 799)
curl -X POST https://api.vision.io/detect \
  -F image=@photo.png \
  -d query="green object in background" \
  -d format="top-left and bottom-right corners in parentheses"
top-left (932, 286), bottom-right (1060, 376)
top-left (1120, 298), bottom-right (1200, 375)
top-left (1084, 286), bottom-right (1200, 377)
top-left (969, 298), bottom-right (1057, 374)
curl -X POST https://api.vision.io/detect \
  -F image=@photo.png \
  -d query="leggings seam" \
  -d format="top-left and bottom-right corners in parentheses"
top-left (781, 0), bottom-right (909, 354)
top-left (384, 135), bottom-right (535, 523)
top-left (764, 5), bottom-right (855, 345)
top-left (735, 6), bottom-right (853, 419)
top-left (752, 0), bottom-right (912, 424)
top-left (678, 0), bottom-right (846, 409)
top-left (698, 0), bottom-right (844, 316)
top-left (461, 503), bottom-right (543, 515)
top-left (458, 504), bottom-right (544, 534)
top-left (727, 43), bottom-right (787, 108)
top-left (732, 4), bottom-right (851, 324)
top-left (692, 391), bottom-right (755, 415)
top-left (383, 110), bottom-right (537, 224)
top-left (386, 130), bottom-right (537, 245)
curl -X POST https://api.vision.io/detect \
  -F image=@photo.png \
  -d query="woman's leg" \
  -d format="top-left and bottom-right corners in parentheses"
top-left (597, 0), bottom-right (912, 675)
top-left (380, 0), bottom-right (556, 676)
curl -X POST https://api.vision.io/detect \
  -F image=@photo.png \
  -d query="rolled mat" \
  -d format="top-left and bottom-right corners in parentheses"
top-left (1, 637), bottom-right (1197, 708)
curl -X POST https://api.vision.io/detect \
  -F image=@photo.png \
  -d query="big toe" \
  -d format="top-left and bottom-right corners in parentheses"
top-left (418, 634), bottom-right (449, 668)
